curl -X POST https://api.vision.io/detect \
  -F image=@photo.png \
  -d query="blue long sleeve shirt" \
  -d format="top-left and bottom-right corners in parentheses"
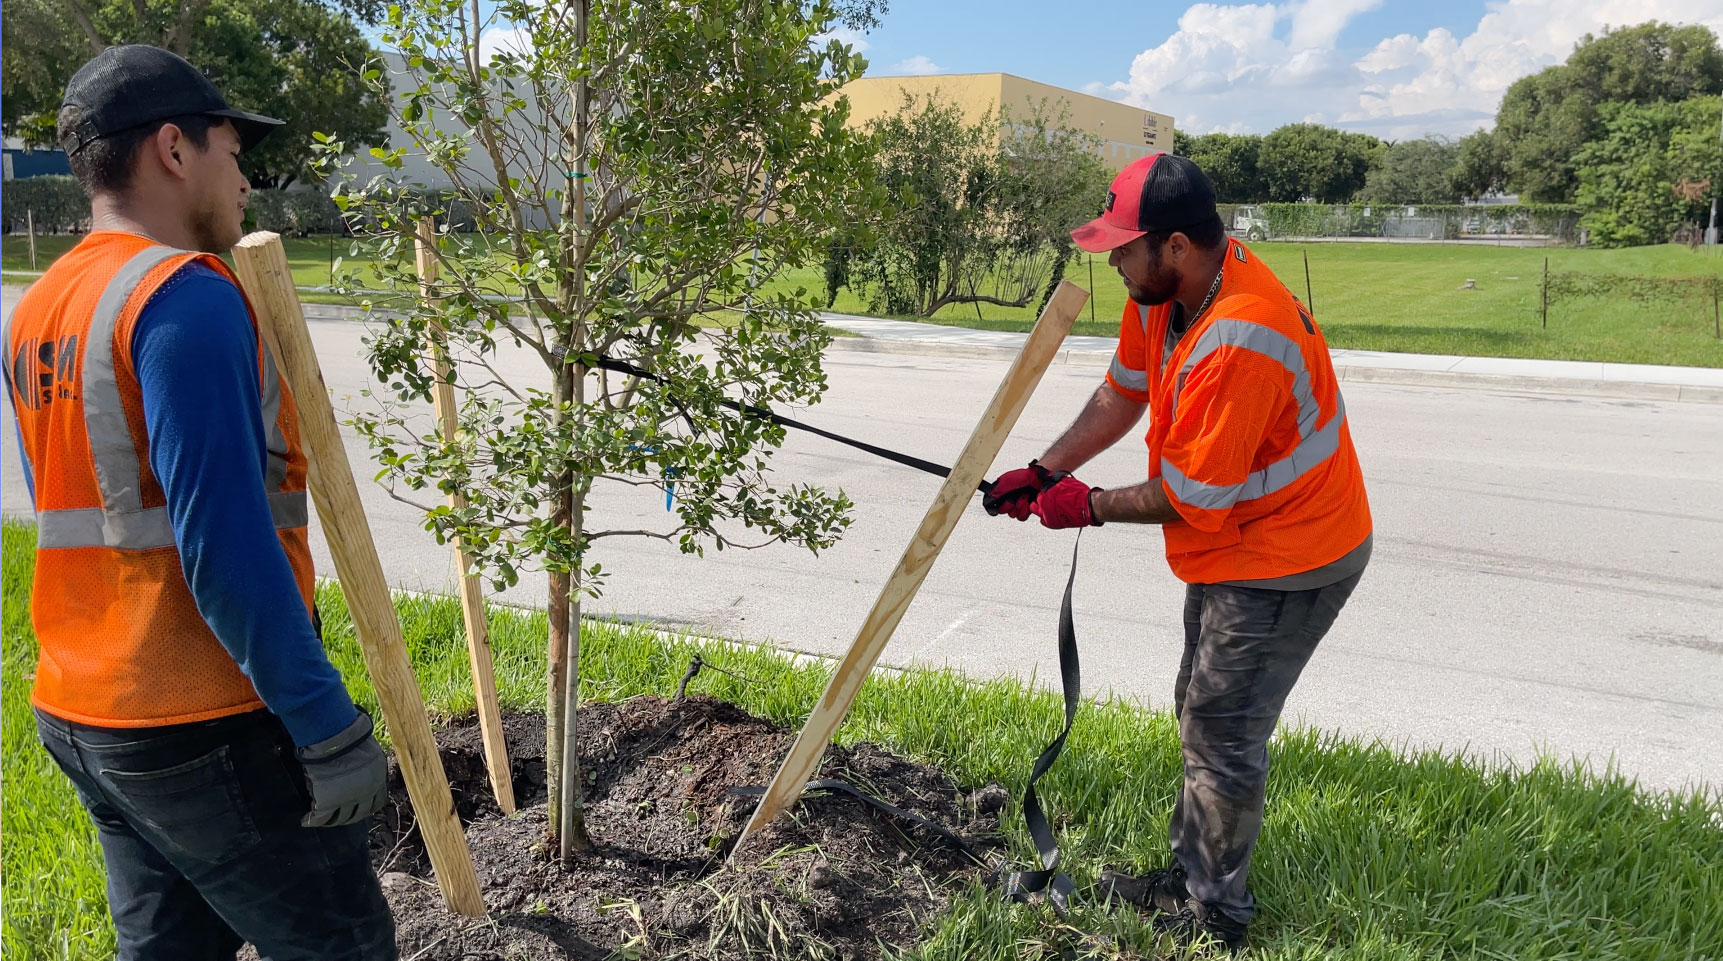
top-left (125, 263), bottom-right (355, 747)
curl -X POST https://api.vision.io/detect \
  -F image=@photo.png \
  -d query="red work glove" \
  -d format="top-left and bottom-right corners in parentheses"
top-left (1031, 476), bottom-right (1104, 529)
top-left (983, 460), bottom-right (1055, 521)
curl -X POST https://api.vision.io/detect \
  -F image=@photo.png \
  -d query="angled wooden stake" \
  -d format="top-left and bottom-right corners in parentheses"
top-left (737, 280), bottom-right (1088, 848)
top-left (231, 232), bottom-right (486, 918)
top-left (414, 218), bottom-right (515, 815)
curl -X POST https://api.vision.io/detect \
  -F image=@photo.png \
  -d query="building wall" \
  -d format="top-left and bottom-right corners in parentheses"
top-left (838, 73), bottom-right (1175, 172)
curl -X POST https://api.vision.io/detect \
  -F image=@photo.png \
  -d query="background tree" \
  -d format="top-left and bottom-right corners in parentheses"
top-left (1574, 95), bottom-right (1723, 247)
top-left (1452, 129), bottom-right (1508, 200)
top-left (1492, 22), bottom-right (1723, 202)
top-left (0, 0), bottom-right (387, 187)
top-left (316, 0), bottom-right (885, 857)
top-left (847, 93), bottom-right (1109, 316)
top-left (1356, 136), bottom-right (1462, 204)
top-left (1180, 132), bottom-right (1265, 203)
top-left (1258, 123), bottom-right (1383, 202)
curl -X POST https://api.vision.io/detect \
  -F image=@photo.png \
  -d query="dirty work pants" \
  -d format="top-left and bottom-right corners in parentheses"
top-left (1169, 572), bottom-right (1363, 925)
top-left (35, 708), bottom-right (396, 961)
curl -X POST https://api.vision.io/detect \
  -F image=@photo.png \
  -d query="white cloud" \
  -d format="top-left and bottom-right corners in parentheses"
top-left (477, 25), bottom-right (535, 62)
top-left (887, 55), bottom-right (944, 76)
top-left (1105, 0), bottom-right (1723, 139)
top-left (814, 26), bottom-right (871, 53)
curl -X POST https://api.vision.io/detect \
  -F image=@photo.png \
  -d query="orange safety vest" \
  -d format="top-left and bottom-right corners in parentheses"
top-left (4, 231), bottom-right (315, 728)
top-left (1106, 239), bottom-right (1371, 584)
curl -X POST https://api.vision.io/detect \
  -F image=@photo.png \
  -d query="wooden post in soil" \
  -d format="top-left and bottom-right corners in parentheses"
top-left (230, 231), bottom-right (486, 917)
top-left (1542, 257), bottom-right (1550, 330)
top-left (414, 218), bottom-right (516, 814)
top-left (736, 281), bottom-right (1089, 849)
top-left (27, 210), bottom-right (37, 270)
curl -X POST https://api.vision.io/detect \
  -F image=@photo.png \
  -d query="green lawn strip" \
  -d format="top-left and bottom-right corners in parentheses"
top-left (787, 243), bottom-right (1723, 369)
top-left (4, 519), bottom-right (1721, 959)
top-left (12, 235), bottom-right (1722, 365)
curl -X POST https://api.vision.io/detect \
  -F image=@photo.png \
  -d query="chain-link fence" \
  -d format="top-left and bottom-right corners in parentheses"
top-left (1219, 203), bottom-right (1584, 245)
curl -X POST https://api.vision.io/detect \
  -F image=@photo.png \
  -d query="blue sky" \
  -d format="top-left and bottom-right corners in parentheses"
top-left (828, 0), bottom-right (1723, 139)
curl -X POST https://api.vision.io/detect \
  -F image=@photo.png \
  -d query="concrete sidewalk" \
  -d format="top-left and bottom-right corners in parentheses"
top-left (821, 313), bottom-right (1723, 404)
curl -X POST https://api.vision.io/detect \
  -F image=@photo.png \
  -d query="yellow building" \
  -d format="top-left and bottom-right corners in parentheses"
top-left (840, 73), bottom-right (1175, 172)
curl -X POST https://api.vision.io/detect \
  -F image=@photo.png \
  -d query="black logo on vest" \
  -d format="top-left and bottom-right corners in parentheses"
top-left (11, 336), bottom-right (79, 409)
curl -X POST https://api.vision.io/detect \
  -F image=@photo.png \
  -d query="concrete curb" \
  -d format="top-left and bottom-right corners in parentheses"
top-left (824, 336), bottom-right (1723, 404)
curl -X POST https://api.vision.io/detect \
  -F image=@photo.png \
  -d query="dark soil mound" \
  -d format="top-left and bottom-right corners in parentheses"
top-left (376, 695), bottom-right (1009, 960)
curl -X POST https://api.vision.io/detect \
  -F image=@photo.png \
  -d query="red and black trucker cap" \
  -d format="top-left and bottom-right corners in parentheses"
top-left (60, 45), bottom-right (284, 157)
top-left (1071, 152), bottom-right (1219, 253)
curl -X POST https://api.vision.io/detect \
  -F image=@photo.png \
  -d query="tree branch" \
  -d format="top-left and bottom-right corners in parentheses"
top-left (166, 0), bottom-right (216, 55)
top-left (58, 0), bottom-right (106, 54)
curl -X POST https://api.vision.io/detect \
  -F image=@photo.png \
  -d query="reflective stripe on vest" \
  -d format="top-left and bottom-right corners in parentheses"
top-left (1161, 317), bottom-right (1348, 511)
top-left (33, 247), bottom-right (307, 550)
top-left (1109, 354), bottom-right (1148, 392)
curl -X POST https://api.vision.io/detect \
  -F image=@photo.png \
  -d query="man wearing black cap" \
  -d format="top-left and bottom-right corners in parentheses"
top-left (985, 153), bottom-right (1372, 950)
top-left (4, 45), bottom-right (396, 959)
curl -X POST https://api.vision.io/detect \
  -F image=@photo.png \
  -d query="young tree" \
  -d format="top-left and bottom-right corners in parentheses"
top-left (313, 0), bottom-right (884, 858)
top-left (847, 93), bottom-right (1109, 316)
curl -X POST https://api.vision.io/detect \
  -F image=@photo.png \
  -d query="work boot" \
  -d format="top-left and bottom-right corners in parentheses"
top-left (1151, 898), bottom-right (1249, 953)
top-left (1096, 865), bottom-right (1190, 915)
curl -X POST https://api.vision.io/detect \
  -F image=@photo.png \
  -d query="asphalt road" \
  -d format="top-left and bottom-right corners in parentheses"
top-left (4, 292), bottom-right (1720, 795)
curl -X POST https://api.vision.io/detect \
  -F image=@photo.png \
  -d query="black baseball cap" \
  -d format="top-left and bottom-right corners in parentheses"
top-left (1071, 152), bottom-right (1219, 253)
top-left (59, 45), bottom-right (284, 156)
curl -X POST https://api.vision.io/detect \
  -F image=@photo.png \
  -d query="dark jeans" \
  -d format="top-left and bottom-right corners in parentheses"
top-left (35, 708), bottom-right (396, 961)
top-left (1170, 572), bottom-right (1362, 925)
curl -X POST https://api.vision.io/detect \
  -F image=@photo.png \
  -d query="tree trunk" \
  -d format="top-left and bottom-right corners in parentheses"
top-left (549, 0), bottom-right (595, 864)
top-left (545, 370), bottom-right (572, 837)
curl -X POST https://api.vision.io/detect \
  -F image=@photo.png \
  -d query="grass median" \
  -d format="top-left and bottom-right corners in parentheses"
top-left (3, 518), bottom-right (1720, 959)
top-left (7, 235), bottom-right (1721, 367)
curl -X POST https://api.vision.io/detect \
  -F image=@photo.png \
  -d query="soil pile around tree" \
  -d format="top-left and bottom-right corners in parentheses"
top-left (375, 695), bottom-right (1009, 960)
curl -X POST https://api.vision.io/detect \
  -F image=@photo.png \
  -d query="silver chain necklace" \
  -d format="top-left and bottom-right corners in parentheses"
top-left (1192, 262), bottom-right (1225, 322)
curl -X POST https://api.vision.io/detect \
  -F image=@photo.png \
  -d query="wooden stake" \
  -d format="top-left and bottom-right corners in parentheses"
top-left (27, 209), bottom-right (37, 271)
top-left (415, 218), bottom-right (516, 815)
top-left (1542, 257), bottom-right (1549, 330)
top-left (736, 280), bottom-right (1089, 848)
top-left (1302, 248), bottom-right (1314, 315)
top-left (1713, 278), bottom-right (1719, 340)
top-left (230, 231), bottom-right (485, 918)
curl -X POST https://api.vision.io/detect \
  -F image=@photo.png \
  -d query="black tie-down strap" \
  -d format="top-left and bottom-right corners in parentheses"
top-left (574, 351), bottom-right (994, 495)
top-left (1002, 531), bottom-right (1084, 916)
top-left (729, 534), bottom-right (1087, 918)
top-left (728, 780), bottom-right (988, 866)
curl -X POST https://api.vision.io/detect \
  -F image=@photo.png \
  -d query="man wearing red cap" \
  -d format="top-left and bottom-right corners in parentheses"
top-left (984, 153), bottom-right (1372, 950)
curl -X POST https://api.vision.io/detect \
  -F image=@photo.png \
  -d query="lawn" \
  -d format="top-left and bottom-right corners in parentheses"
top-left (6, 234), bottom-right (1720, 366)
top-left (4, 519), bottom-right (1720, 960)
top-left (787, 242), bottom-right (1723, 368)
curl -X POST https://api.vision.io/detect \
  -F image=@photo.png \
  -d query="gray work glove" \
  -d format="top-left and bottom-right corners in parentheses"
top-left (295, 706), bottom-right (388, 828)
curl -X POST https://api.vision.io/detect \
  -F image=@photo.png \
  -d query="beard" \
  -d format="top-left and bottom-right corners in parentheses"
top-left (188, 198), bottom-right (241, 254)
top-left (1123, 264), bottom-right (1180, 306)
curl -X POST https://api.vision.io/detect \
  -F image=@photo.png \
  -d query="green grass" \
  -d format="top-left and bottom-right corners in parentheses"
top-left (784, 243), bottom-right (1723, 368)
top-left (8, 234), bottom-right (1719, 365)
top-left (5, 519), bottom-right (1720, 959)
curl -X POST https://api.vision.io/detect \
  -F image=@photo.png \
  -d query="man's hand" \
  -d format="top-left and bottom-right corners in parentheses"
top-left (296, 707), bottom-right (388, 828)
top-left (1031, 476), bottom-right (1104, 529)
top-left (983, 460), bottom-right (1055, 520)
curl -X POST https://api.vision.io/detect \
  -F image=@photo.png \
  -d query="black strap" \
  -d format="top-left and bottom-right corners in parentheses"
top-left (577, 352), bottom-right (993, 495)
top-left (1001, 531), bottom-right (1083, 915)
top-left (729, 781), bottom-right (987, 866)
